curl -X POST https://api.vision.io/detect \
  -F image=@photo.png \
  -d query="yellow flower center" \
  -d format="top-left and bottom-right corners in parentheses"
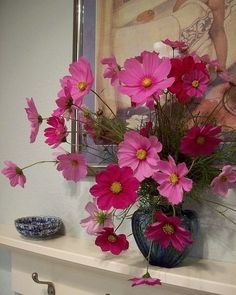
top-left (136, 149), bottom-right (147, 160)
top-left (108, 234), bottom-right (117, 242)
top-left (162, 223), bottom-right (175, 235)
top-left (169, 173), bottom-right (179, 184)
top-left (71, 160), bottom-right (78, 167)
top-left (221, 175), bottom-right (228, 182)
top-left (78, 81), bottom-right (87, 91)
top-left (196, 135), bottom-right (205, 145)
top-left (110, 181), bottom-right (122, 194)
top-left (192, 80), bottom-right (199, 88)
top-left (142, 77), bottom-right (152, 88)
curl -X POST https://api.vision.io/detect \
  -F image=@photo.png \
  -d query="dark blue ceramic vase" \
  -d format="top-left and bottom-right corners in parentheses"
top-left (132, 208), bottom-right (198, 268)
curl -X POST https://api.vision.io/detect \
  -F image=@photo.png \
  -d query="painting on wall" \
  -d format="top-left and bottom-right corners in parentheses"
top-left (83, 0), bottom-right (236, 166)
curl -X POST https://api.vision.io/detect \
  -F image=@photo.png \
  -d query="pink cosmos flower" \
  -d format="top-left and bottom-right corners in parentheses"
top-left (211, 165), bottom-right (236, 197)
top-left (52, 78), bottom-right (74, 119)
top-left (153, 156), bottom-right (192, 205)
top-left (117, 131), bottom-right (162, 181)
top-left (44, 116), bottom-right (68, 148)
top-left (1, 161), bottom-right (26, 188)
top-left (183, 69), bottom-right (209, 97)
top-left (68, 56), bottom-right (94, 106)
top-left (90, 164), bottom-right (139, 210)
top-left (80, 199), bottom-right (114, 235)
top-left (56, 152), bottom-right (87, 182)
top-left (180, 125), bottom-right (222, 157)
top-left (129, 274), bottom-right (161, 287)
top-left (101, 55), bottom-right (120, 85)
top-left (162, 39), bottom-right (188, 50)
top-left (95, 227), bottom-right (129, 255)
top-left (118, 51), bottom-right (174, 105)
top-left (140, 121), bottom-right (153, 137)
top-left (25, 98), bottom-right (42, 143)
top-left (145, 211), bottom-right (192, 251)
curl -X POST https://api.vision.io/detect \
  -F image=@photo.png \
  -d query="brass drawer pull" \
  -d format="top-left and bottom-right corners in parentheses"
top-left (32, 272), bottom-right (55, 295)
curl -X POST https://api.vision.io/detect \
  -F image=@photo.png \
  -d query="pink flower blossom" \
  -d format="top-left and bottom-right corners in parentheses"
top-left (118, 51), bottom-right (174, 105)
top-left (80, 199), bottom-right (113, 235)
top-left (129, 274), bottom-right (161, 287)
top-left (183, 69), bottom-right (209, 97)
top-left (118, 131), bottom-right (162, 181)
top-left (95, 227), bottom-right (129, 255)
top-left (25, 98), bottom-right (42, 143)
top-left (68, 56), bottom-right (94, 106)
top-left (44, 116), bottom-right (68, 148)
top-left (180, 125), bottom-right (222, 157)
top-left (211, 165), bottom-right (236, 197)
top-left (140, 121), bottom-right (153, 137)
top-left (162, 39), bottom-right (188, 50)
top-left (153, 156), bottom-right (192, 205)
top-left (56, 152), bottom-right (87, 182)
top-left (90, 164), bottom-right (139, 210)
top-left (52, 78), bottom-right (74, 119)
top-left (145, 211), bottom-right (192, 251)
top-left (101, 55), bottom-right (120, 85)
top-left (1, 161), bottom-right (26, 188)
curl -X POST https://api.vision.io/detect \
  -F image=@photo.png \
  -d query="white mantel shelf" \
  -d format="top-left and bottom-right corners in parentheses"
top-left (0, 224), bottom-right (235, 295)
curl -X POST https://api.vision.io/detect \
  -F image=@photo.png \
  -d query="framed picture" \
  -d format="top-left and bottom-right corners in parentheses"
top-left (82, 0), bottom-right (236, 168)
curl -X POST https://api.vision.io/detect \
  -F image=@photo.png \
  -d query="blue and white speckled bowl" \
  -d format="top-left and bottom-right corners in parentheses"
top-left (14, 216), bottom-right (63, 239)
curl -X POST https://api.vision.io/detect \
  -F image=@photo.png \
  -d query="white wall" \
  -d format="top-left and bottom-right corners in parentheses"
top-left (0, 0), bottom-right (236, 294)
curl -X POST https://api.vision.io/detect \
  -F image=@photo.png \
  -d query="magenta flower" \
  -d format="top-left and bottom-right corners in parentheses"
top-left (95, 227), bottom-right (129, 255)
top-left (129, 273), bottom-right (161, 287)
top-left (25, 98), bottom-right (42, 143)
top-left (211, 165), bottom-right (236, 197)
top-left (139, 121), bottom-right (153, 138)
top-left (68, 56), bottom-right (94, 106)
top-left (162, 39), bottom-right (187, 50)
top-left (101, 55), bottom-right (120, 85)
top-left (118, 51), bottom-right (174, 104)
top-left (44, 116), bottom-right (68, 148)
top-left (80, 199), bottom-right (114, 235)
top-left (118, 131), bottom-right (162, 181)
top-left (90, 164), bottom-right (139, 210)
top-left (53, 78), bottom-right (74, 119)
top-left (183, 69), bottom-right (209, 97)
top-left (56, 152), bottom-right (87, 182)
top-left (153, 156), bottom-right (192, 205)
top-left (145, 211), bottom-right (192, 251)
top-left (180, 125), bottom-right (222, 157)
top-left (1, 161), bottom-right (26, 188)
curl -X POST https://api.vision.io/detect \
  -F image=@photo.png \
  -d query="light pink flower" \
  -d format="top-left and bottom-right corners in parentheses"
top-left (52, 78), bottom-right (74, 119)
top-left (129, 274), bottom-right (161, 287)
top-left (56, 152), bottom-right (87, 182)
top-left (90, 164), bottom-right (139, 210)
top-left (183, 69), bottom-right (209, 97)
top-left (211, 165), bottom-right (236, 197)
top-left (118, 51), bottom-right (174, 104)
top-left (101, 55), bottom-right (120, 85)
top-left (162, 39), bottom-right (188, 50)
top-left (68, 57), bottom-right (94, 106)
top-left (118, 131), bottom-right (162, 181)
top-left (44, 116), bottom-right (68, 148)
top-left (1, 161), bottom-right (26, 188)
top-left (145, 211), bottom-right (192, 251)
top-left (153, 156), bottom-right (192, 205)
top-left (25, 98), bottom-right (42, 143)
top-left (52, 147), bottom-right (68, 160)
top-left (80, 199), bottom-right (113, 235)
top-left (180, 125), bottom-right (222, 157)
top-left (95, 227), bottom-right (129, 255)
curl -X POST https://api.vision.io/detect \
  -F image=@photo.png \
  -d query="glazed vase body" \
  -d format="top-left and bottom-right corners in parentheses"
top-left (132, 207), bottom-right (198, 268)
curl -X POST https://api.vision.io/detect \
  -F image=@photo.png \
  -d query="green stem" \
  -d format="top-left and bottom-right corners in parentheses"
top-left (115, 205), bottom-right (133, 232)
top-left (22, 161), bottom-right (56, 170)
top-left (91, 89), bottom-right (116, 117)
top-left (146, 241), bottom-right (154, 273)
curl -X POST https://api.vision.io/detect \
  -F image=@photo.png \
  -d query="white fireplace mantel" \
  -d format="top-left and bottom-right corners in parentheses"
top-left (0, 224), bottom-right (235, 295)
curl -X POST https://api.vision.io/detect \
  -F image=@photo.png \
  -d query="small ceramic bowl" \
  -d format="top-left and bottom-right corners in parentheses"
top-left (15, 216), bottom-right (63, 239)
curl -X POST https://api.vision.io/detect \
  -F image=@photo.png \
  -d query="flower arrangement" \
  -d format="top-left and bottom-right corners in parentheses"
top-left (2, 39), bottom-right (236, 287)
